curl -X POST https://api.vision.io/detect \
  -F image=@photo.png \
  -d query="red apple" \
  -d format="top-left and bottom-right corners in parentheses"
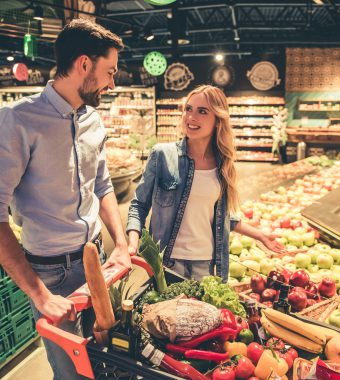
top-left (290, 270), bottom-right (310, 288)
top-left (288, 290), bottom-right (308, 311)
top-left (306, 299), bottom-right (318, 307)
top-left (280, 217), bottom-right (291, 229)
top-left (262, 301), bottom-right (273, 308)
top-left (318, 278), bottom-right (336, 298)
top-left (281, 268), bottom-right (293, 284)
top-left (249, 292), bottom-right (261, 303)
top-left (261, 288), bottom-right (277, 302)
top-left (305, 282), bottom-right (319, 300)
top-left (291, 286), bottom-right (307, 294)
top-left (291, 220), bottom-right (303, 229)
top-left (251, 274), bottom-right (266, 294)
top-left (244, 208), bottom-right (254, 219)
top-left (267, 270), bottom-right (286, 290)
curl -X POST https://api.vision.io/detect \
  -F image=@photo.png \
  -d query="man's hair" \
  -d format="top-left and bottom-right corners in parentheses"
top-left (55, 19), bottom-right (124, 77)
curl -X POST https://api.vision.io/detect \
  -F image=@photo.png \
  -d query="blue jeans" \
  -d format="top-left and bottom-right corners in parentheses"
top-left (27, 247), bottom-right (106, 380)
top-left (170, 259), bottom-right (213, 281)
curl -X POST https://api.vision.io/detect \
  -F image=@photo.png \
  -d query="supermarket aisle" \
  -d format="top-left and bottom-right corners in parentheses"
top-left (0, 162), bottom-right (275, 380)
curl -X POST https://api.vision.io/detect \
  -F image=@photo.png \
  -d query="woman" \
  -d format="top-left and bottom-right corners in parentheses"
top-left (127, 85), bottom-right (283, 281)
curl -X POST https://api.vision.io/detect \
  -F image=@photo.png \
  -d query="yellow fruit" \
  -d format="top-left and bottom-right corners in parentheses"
top-left (224, 341), bottom-right (248, 357)
top-left (315, 325), bottom-right (340, 341)
top-left (325, 337), bottom-right (340, 363)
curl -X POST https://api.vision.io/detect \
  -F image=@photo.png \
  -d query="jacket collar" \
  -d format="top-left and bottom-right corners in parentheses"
top-left (176, 137), bottom-right (223, 169)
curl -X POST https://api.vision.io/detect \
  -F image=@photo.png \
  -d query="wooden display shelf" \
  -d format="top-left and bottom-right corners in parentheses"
top-left (234, 133), bottom-right (273, 137)
top-left (236, 143), bottom-right (272, 148)
top-left (287, 127), bottom-right (340, 143)
top-left (237, 156), bottom-right (278, 162)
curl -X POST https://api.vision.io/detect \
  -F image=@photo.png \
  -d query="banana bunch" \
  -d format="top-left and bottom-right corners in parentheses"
top-left (261, 308), bottom-right (326, 354)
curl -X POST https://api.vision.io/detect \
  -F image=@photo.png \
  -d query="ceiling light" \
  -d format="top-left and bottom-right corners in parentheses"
top-left (144, 29), bottom-right (154, 41)
top-left (215, 53), bottom-right (224, 62)
top-left (7, 55), bottom-right (14, 62)
top-left (313, 0), bottom-right (324, 4)
top-left (123, 28), bottom-right (133, 36)
top-left (234, 35), bottom-right (240, 41)
top-left (33, 6), bottom-right (44, 21)
top-left (166, 11), bottom-right (173, 19)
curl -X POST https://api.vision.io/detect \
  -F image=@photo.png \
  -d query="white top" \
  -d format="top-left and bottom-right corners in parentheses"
top-left (171, 168), bottom-right (221, 260)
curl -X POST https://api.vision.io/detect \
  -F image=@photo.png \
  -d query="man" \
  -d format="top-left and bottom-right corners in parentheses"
top-left (0, 19), bottom-right (131, 379)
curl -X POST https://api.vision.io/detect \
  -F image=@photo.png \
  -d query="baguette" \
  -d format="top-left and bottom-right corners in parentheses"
top-left (83, 242), bottom-right (115, 330)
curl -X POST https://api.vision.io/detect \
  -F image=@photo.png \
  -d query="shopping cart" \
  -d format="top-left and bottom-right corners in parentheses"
top-left (36, 256), bottom-right (186, 379)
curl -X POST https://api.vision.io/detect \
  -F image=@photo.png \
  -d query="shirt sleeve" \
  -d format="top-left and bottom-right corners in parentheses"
top-left (126, 148), bottom-right (157, 234)
top-left (94, 141), bottom-right (114, 199)
top-left (0, 107), bottom-right (30, 222)
top-left (230, 214), bottom-right (241, 231)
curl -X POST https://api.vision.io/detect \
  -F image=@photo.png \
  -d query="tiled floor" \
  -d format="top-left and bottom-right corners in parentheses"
top-left (0, 161), bottom-right (275, 380)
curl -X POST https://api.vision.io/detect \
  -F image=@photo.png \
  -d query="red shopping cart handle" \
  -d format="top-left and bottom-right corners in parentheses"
top-left (36, 257), bottom-right (153, 379)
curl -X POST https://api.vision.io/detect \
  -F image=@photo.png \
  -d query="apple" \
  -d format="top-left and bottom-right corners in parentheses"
top-left (281, 268), bottom-right (293, 284)
top-left (290, 270), bottom-right (310, 288)
top-left (309, 273), bottom-right (322, 284)
top-left (243, 260), bottom-right (261, 276)
top-left (280, 217), bottom-right (291, 229)
top-left (314, 243), bottom-right (331, 254)
top-left (302, 232), bottom-right (315, 247)
top-left (317, 254), bottom-right (334, 269)
top-left (241, 235), bottom-right (254, 249)
top-left (260, 258), bottom-right (274, 276)
top-left (306, 299), bottom-right (318, 307)
top-left (249, 292), bottom-right (261, 302)
top-left (249, 248), bottom-right (266, 262)
top-left (240, 250), bottom-right (253, 261)
top-left (267, 270), bottom-right (286, 289)
top-left (318, 278), bottom-right (336, 298)
top-left (307, 249), bottom-right (319, 264)
top-left (282, 256), bottom-right (294, 264)
top-left (305, 282), bottom-right (319, 300)
top-left (288, 290), bottom-right (308, 311)
top-left (328, 310), bottom-right (340, 328)
top-left (295, 253), bottom-right (312, 269)
top-left (251, 274), bottom-right (266, 294)
top-left (290, 220), bottom-right (303, 229)
top-left (295, 227), bottom-right (307, 235)
top-left (307, 264), bottom-right (319, 274)
top-left (332, 265), bottom-right (340, 274)
top-left (243, 208), bottom-right (254, 219)
top-left (261, 288), bottom-right (277, 302)
top-left (229, 261), bottom-right (246, 279)
top-left (329, 249), bottom-right (340, 265)
top-left (228, 277), bottom-right (239, 285)
top-left (276, 237), bottom-right (288, 246)
top-left (286, 245), bottom-right (298, 252)
top-left (287, 233), bottom-right (303, 248)
top-left (230, 238), bottom-right (243, 255)
top-left (325, 337), bottom-right (340, 363)
top-left (230, 254), bottom-right (240, 262)
top-left (284, 263), bottom-right (297, 273)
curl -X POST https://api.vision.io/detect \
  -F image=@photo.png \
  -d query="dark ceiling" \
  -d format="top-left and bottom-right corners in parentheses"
top-left (1, 0), bottom-right (340, 65)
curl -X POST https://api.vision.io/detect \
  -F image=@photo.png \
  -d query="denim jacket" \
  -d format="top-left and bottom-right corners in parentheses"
top-left (127, 138), bottom-right (240, 281)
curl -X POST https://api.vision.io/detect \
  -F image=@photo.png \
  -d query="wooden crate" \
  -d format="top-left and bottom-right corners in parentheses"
top-left (297, 295), bottom-right (340, 322)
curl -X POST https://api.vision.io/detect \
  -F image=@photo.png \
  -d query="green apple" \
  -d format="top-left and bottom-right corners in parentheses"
top-left (229, 261), bottom-right (246, 279)
top-left (307, 264), bottom-right (319, 273)
top-left (318, 269), bottom-right (334, 279)
top-left (272, 258), bottom-right (283, 267)
top-left (228, 277), bottom-right (239, 285)
top-left (314, 243), bottom-right (331, 254)
top-left (309, 273), bottom-right (322, 283)
top-left (328, 310), bottom-right (340, 328)
top-left (276, 237), bottom-right (288, 245)
top-left (307, 248), bottom-right (319, 264)
top-left (295, 227), bottom-right (307, 235)
top-left (286, 244), bottom-right (298, 251)
top-left (295, 253), bottom-right (312, 269)
top-left (249, 247), bottom-right (266, 262)
top-left (229, 254), bottom-right (240, 262)
top-left (240, 250), bottom-right (253, 261)
top-left (243, 260), bottom-right (261, 276)
top-left (284, 263), bottom-right (297, 272)
top-left (329, 249), bottom-right (340, 265)
top-left (287, 232), bottom-right (303, 248)
top-left (302, 232), bottom-right (315, 247)
top-left (240, 235), bottom-right (254, 249)
top-left (277, 186), bottom-right (286, 195)
top-left (230, 238), bottom-right (243, 255)
top-left (333, 273), bottom-right (340, 289)
top-left (332, 265), bottom-right (340, 274)
top-left (282, 256), bottom-right (294, 264)
top-left (317, 254), bottom-right (334, 269)
top-left (260, 258), bottom-right (274, 276)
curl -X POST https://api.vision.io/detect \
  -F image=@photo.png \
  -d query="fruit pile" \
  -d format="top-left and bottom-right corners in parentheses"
top-left (249, 269), bottom-right (337, 312)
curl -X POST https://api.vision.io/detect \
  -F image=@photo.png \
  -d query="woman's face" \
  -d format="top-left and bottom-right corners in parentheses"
top-left (183, 92), bottom-right (217, 141)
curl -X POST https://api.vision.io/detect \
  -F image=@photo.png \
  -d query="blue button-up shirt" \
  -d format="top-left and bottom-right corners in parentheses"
top-left (0, 82), bottom-right (113, 256)
top-left (127, 138), bottom-right (240, 281)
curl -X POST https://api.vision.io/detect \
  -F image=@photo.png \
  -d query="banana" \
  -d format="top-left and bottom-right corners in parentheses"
top-left (262, 308), bottom-right (326, 346)
top-left (314, 325), bottom-right (340, 342)
top-left (260, 314), bottom-right (323, 354)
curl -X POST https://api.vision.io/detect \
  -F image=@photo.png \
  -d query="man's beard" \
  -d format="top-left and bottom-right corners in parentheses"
top-left (78, 70), bottom-right (102, 107)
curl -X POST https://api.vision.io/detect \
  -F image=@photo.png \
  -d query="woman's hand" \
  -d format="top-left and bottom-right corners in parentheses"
top-left (260, 233), bottom-right (286, 253)
top-left (128, 230), bottom-right (140, 256)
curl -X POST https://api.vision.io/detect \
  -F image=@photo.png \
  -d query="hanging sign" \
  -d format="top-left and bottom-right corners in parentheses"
top-left (143, 51), bottom-right (167, 76)
top-left (247, 61), bottom-right (281, 91)
top-left (164, 62), bottom-right (194, 91)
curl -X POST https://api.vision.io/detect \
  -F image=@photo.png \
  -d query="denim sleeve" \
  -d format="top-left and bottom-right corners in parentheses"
top-left (230, 214), bottom-right (241, 231)
top-left (126, 148), bottom-right (157, 234)
top-left (94, 142), bottom-right (114, 199)
top-left (0, 108), bottom-right (30, 222)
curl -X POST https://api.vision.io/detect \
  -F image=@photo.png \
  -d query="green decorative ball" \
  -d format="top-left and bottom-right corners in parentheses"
top-left (143, 51), bottom-right (168, 76)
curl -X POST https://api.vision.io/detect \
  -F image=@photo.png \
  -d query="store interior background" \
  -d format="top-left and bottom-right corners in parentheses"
top-left (1, 0), bottom-right (340, 379)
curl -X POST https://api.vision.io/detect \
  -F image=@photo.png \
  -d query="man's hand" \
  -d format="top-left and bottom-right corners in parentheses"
top-left (34, 293), bottom-right (76, 325)
top-left (103, 244), bottom-right (131, 269)
top-left (260, 233), bottom-right (286, 253)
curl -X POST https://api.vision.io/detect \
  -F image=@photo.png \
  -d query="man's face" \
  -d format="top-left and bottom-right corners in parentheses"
top-left (78, 48), bottom-right (118, 107)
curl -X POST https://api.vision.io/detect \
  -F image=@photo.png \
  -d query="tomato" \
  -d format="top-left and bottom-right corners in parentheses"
top-left (248, 378), bottom-right (260, 380)
top-left (234, 356), bottom-right (255, 379)
top-left (212, 365), bottom-right (235, 380)
top-left (277, 350), bottom-right (293, 369)
top-left (247, 342), bottom-right (264, 364)
top-left (287, 347), bottom-right (298, 361)
top-left (266, 337), bottom-right (285, 350)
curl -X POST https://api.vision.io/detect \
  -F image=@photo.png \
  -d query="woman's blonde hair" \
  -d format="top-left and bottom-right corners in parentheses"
top-left (183, 85), bottom-right (239, 213)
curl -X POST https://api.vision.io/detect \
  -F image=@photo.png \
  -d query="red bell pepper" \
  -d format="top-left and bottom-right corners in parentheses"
top-left (220, 308), bottom-right (237, 330)
top-left (177, 326), bottom-right (237, 348)
top-left (185, 349), bottom-right (229, 363)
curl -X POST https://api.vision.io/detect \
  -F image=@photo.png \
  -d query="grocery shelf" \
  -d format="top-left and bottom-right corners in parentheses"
top-left (237, 156), bottom-right (279, 162)
top-left (236, 144), bottom-right (273, 148)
